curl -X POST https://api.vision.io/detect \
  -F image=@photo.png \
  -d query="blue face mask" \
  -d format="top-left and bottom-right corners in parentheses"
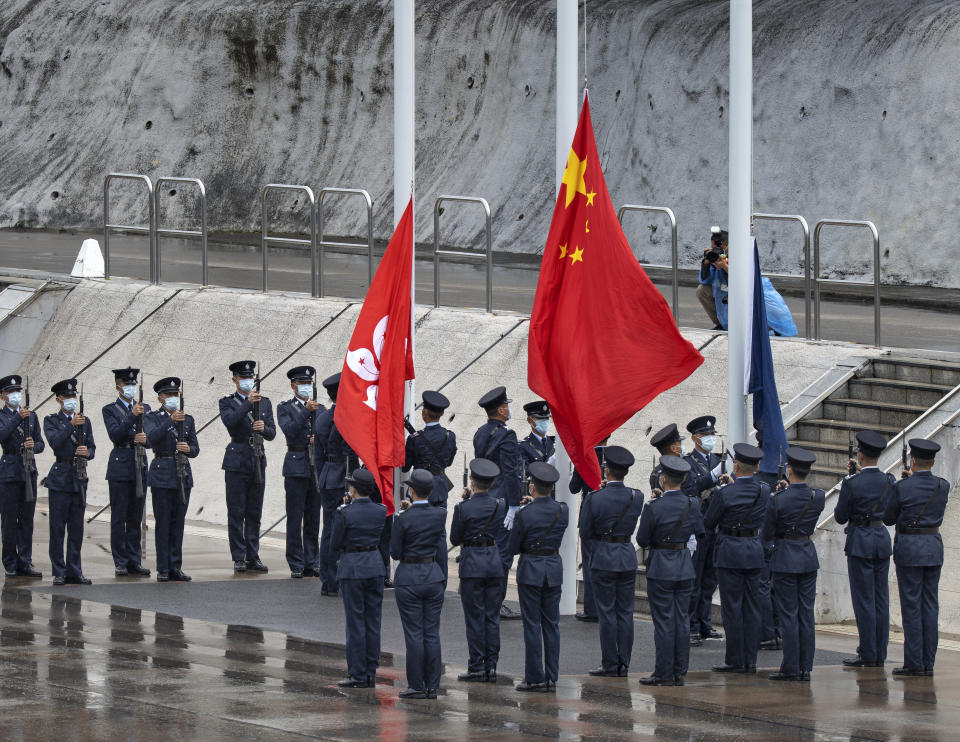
top-left (6, 392), bottom-right (22, 408)
top-left (163, 396), bottom-right (180, 411)
top-left (62, 397), bottom-right (79, 413)
top-left (297, 384), bottom-right (313, 399)
top-left (700, 435), bottom-right (717, 452)
top-left (237, 378), bottom-right (255, 393)
top-left (534, 419), bottom-right (550, 436)
top-left (121, 384), bottom-right (137, 400)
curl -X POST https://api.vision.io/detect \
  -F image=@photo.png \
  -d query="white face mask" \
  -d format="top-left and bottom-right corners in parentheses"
top-left (680, 441), bottom-right (689, 456)
top-left (121, 384), bottom-right (137, 400)
top-left (163, 396), bottom-right (180, 411)
top-left (534, 419), bottom-right (550, 436)
top-left (296, 384), bottom-right (313, 399)
top-left (237, 378), bottom-right (255, 393)
top-left (6, 392), bottom-right (22, 408)
top-left (700, 435), bottom-right (717, 452)
top-left (505, 405), bottom-right (512, 421)
top-left (62, 397), bottom-right (79, 413)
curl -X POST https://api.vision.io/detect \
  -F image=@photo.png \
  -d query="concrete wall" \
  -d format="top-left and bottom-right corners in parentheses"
top-left (2, 1), bottom-right (960, 285)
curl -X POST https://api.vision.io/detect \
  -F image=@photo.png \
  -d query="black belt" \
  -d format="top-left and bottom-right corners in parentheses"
top-left (400, 557), bottom-right (434, 564)
top-left (597, 535), bottom-right (631, 543)
top-left (155, 455), bottom-right (176, 460)
top-left (776, 534), bottom-right (811, 541)
top-left (231, 435), bottom-right (253, 444)
top-left (287, 445), bottom-right (307, 452)
top-left (56, 457), bottom-right (74, 463)
top-left (853, 519), bottom-right (885, 528)
top-left (653, 542), bottom-right (687, 551)
top-left (720, 527), bottom-right (759, 537)
top-left (897, 526), bottom-right (939, 535)
top-left (327, 455), bottom-right (345, 463)
top-left (342, 545), bottom-right (378, 553)
top-left (462, 537), bottom-right (496, 548)
top-left (521, 549), bottom-right (558, 556)
top-left (113, 443), bottom-right (134, 449)
top-left (1, 449), bottom-right (19, 456)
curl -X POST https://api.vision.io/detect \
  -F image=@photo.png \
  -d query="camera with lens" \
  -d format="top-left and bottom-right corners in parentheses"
top-left (705, 248), bottom-right (724, 263)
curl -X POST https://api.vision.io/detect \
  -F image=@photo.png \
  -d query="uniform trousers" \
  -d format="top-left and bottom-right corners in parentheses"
top-left (0, 479), bottom-right (36, 572)
top-left (647, 578), bottom-right (695, 679)
top-left (580, 538), bottom-right (597, 616)
top-left (48, 489), bottom-right (85, 578)
top-left (896, 563), bottom-right (942, 670)
top-left (460, 577), bottom-right (502, 673)
top-left (772, 571), bottom-right (817, 675)
top-left (318, 489), bottom-right (343, 590)
top-left (517, 583), bottom-right (562, 684)
top-left (592, 568), bottom-right (636, 670)
top-left (152, 487), bottom-right (189, 574)
top-left (340, 577), bottom-right (384, 679)
top-left (395, 581), bottom-right (445, 690)
top-left (224, 468), bottom-right (265, 562)
top-left (847, 555), bottom-right (890, 663)
top-left (717, 567), bottom-right (762, 668)
top-left (759, 557), bottom-right (779, 641)
top-left (108, 479), bottom-right (145, 569)
top-left (284, 477), bottom-right (320, 572)
top-left (689, 530), bottom-right (718, 634)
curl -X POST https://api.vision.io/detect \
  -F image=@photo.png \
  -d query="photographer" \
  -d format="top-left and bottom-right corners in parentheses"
top-left (697, 228), bottom-right (728, 330)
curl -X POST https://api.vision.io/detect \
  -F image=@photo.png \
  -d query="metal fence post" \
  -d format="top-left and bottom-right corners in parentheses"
top-left (261, 184), bottom-right (317, 294)
top-left (752, 213), bottom-right (811, 338)
top-left (616, 205), bottom-right (679, 322)
top-left (154, 177), bottom-right (208, 286)
top-left (316, 188), bottom-right (375, 298)
top-left (103, 173), bottom-right (155, 282)
top-left (432, 196), bottom-right (493, 313)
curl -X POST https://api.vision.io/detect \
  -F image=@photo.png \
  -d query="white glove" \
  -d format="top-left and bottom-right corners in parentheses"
top-left (686, 534), bottom-right (697, 554)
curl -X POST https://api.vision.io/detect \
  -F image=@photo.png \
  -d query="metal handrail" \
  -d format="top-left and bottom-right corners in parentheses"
top-left (616, 205), bottom-right (679, 321)
top-left (316, 187), bottom-right (374, 297)
top-left (103, 173), bottom-right (155, 282)
top-left (813, 219), bottom-right (881, 346)
top-left (433, 195), bottom-right (493, 313)
top-left (261, 184), bottom-right (317, 294)
top-left (154, 177), bottom-right (208, 286)
top-left (753, 213), bottom-right (811, 338)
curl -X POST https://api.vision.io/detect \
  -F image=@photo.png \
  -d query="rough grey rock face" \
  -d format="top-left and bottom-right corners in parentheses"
top-left (1, 1), bottom-right (958, 286)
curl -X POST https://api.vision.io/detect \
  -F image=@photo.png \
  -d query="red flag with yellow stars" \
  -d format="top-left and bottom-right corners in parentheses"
top-left (528, 93), bottom-right (704, 490)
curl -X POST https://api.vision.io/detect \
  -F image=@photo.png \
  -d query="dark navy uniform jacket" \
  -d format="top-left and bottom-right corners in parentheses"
top-left (102, 398), bottom-right (152, 481)
top-left (682, 449), bottom-right (722, 509)
top-left (219, 392), bottom-right (276, 473)
top-left (703, 475), bottom-right (770, 570)
top-left (390, 502), bottom-right (448, 585)
top-left (579, 481), bottom-right (644, 572)
top-left (636, 490), bottom-right (705, 581)
top-left (332, 497), bottom-right (388, 579)
top-left (507, 497), bottom-right (569, 587)
top-left (762, 483), bottom-right (825, 573)
top-left (277, 398), bottom-right (322, 479)
top-left (834, 467), bottom-right (895, 560)
top-left (450, 491), bottom-right (506, 579)
top-left (0, 406), bottom-right (44, 482)
top-left (883, 470), bottom-right (951, 567)
top-left (519, 432), bottom-right (555, 467)
top-left (314, 405), bottom-right (358, 490)
top-left (403, 423), bottom-right (457, 505)
top-left (473, 419), bottom-right (522, 506)
top-left (143, 409), bottom-right (199, 489)
top-left (43, 411), bottom-right (96, 493)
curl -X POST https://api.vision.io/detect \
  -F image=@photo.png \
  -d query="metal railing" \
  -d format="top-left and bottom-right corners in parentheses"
top-left (617, 205), bottom-right (679, 321)
top-left (317, 188), bottom-right (374, 297)
top-left (752, 213), bottom-right (811, 338)
top-left (103, 173), bottom-right (155, 282)
top-left (813, 219), bottom-right (881, 346)
top-left (433, 195), bottom-right (493, 312)
top-left (261, 184), bottom-right (317, 294)
top-left (154, 177), bottom-right (208, 286)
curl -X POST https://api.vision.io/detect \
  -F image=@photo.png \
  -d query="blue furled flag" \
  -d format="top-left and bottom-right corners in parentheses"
top-left (745, 241), bottom-right (788, 473)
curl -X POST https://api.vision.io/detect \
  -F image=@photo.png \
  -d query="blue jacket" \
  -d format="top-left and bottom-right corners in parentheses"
top-left (579, 481), bottom-right (644, 572)
top-left (682, 449), bottom-right (722, 511)
top-left (102, 398), bottom-right (152, 482)
top-left (332, 497), bottom-right (388, 579)
top-left (473, 419), bottom-right (522, 506)
top-left (143, 409), bottom-right (199, 489)
top-left (390, 502), bottom-right (447, 585)
top-left (450, 491), bottom-right (506, 579)
top-left (314, 405), bottom-right (358, 490)
top-left (218, 392), bottom-right (276, 473)
top-left (762, 483), bottom-right (825, 573)
top-left (277, 398), bottom-right (322, 479)
top-left (507, 497), bottom-right (569, 587)
top-left (0, 406), bottom-right (44, 482)
top-left (403, 423), bottom-right (457, 506)
top-left (636, 490), bottom-right (705, 581)
top-left (43, 410), bottom-right (96, 493)
top-left (883, 470), bottom-right (950, 567)
top-left (834, 467), bottom-right (895, 560)
top-left (703, 474), bottom-right (769, 570)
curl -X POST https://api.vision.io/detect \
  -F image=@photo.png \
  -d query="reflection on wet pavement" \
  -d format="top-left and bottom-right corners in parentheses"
top-left (0, 586), bottom-right (956, 740)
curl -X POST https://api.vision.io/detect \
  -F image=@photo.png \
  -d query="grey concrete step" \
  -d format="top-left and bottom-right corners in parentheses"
top-left (787, 439), bottom-right (854, 470)
top-left (847, 377), bottom-right (953, 407)
top-left (807, 465), bottom-right (849, 492)
top-left (821, 397), bottom-right (926, 428)
top-left (793, 418), bottom-right (901, 445)
top-left (871, 357), bottom-right (960, 386)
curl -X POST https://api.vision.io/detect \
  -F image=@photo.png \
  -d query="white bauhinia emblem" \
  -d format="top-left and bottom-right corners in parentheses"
top-left (346, 315), bottom-right (388, 411)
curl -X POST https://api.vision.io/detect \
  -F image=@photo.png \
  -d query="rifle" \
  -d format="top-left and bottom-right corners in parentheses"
top-left (901, 436), bottom-right (910, 479)
top-left (134, 372), bottom-right (146, 499)
top-left (307, 373), bottom-right (318, 492)
top-left (176, 382), bottom-right (187, 505)
top-left (252, 361), bottom-right (264, 484)
top-left (777, 447), bottom-right (786, 481)
top-left (21, 376), bottom-right (35, 503)
top-left (75, 384), bottom-right (88, 499)
top-left (847, 429), bottom-right (856, 475)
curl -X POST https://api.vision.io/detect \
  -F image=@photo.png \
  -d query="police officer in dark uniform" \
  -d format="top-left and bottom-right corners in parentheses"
top-left (332, 468), bottom-right (389, 688)
top-left (834, 430), bottom-right (895, 668)
top-left (143, 377), bottom-right (199, 582)
top-left (102, 367), bottom-right (151, 577)
top-left (763, 446), bottom-right (824, 681)
top-left (571, 439), bottom-right (607, 622)
top-left (580, 445), bottom-right (644, 677)
top-left (519, 400), bottom-right (556, 473)
top-left (276, 366), bottom-right (323, 578)
top-left (403, 390), bottom-right (457, 508)
top-left (507, 462), bottom-right (568, 692)
top-left (683, 415), bottom-right (725, 642)
top-left (0, 374), bottom-right (44, 578)
top-left (44, 378), bottom-right (95, 585)
top-left (391, 469), bottom-right (448, 699)
top-left (473, 386), bottom-right (522, 619)
top-left (636, 455), bottom-right (705, 686)
top-left (450, 457), bottom-right (507, 683)
top-left (883, 438), bottom-right (950, 677)
top-left (648, 424), bottom-right (684, 492)
top-left (219, 360), bottom-right (276, 573)
top-left (704, 443), bottom-right (769, 673)
top-left (315, 372), bottom-right (359, 595)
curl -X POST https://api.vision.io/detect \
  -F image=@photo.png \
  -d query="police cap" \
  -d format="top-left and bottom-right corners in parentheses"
top-left (603, 445), bottom-right (635, 469)
top-left (322, 373), bottom-right (341, 391)
top-left (407, 468), bottom-right (435, 496)
top-left (469, 457), bottom-right (500, 481)
top-left (659, 454), bottom-right (691, 479)
top-left (855, 430), bottom-right (886, 458)
top-left (650, 423), bottom-right (682, 451)
top-left (733, 443), bottom-right (764, 465)
top-left (345, 468), bottom-right (378, 495)
top-left (686, 415), bottom-right (716, 435)
top-left (286, 365), bottom-right (315, 382)
top-left (523, 400), bottom-right (550, 419)
top-left (0, 374), bottom-right (22, 392)
top-left (421, 390), bottom-right (450, 413)
top-left (112, 367), bottom-right (139, 383)
top-left (229, 360), bottom-right (257, 377)
top-left (478, 386), bottom-right (509, 410)
top-left (153, 377), bottom-right (181, 394)
top-left (51, 378), bottom-right (78, 396)
top-left (527, 461), bottom-right (560, 487)
top-left (909, 438), bottom-right (940, 460)
top-left (785, 446), bottom-right (816, 473)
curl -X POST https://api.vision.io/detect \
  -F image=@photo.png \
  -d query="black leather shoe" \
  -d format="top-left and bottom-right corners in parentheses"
top-left (842, 656), bottom-right (882, 668)
top-left (500, 604), bottom-right (522, 620)
top-left (589, 667), bottom-right (622, 677)
top-left (924, 669), bottom-right (934, 677)
top-left (157, 572), bottom-right (170, 582)
top-left (575, 611), bottom-right (599, 622)
top-left (745, 666), bottom-right (757, 674)
top-left (689, 635), bottom-right (704, 647)
top-left (545, 680), bottom-right (556, 692)
top-left (4, 568), bottom-right (15, 577)
top-left (65, 575), bottom-right (92, 585)
top-left (457, 671), bottom-right (487, 683)
top-left (16, 565), bottom-right (42, 578)
top-left (516, 681), bottom-right (548, 692)
top-left (799, 671), bottom-right (811, 682)
top-left (52, 575), bottom-right (65, 585)
top-left (893, 666), bottom-right (926, 677)
top-left (171, 570), bottom-right (192, 582)
top-left (768, 672), bottom-right (800, 681)
top-left (398, 688), bottom-right (427, 699)
top-left (425, 689), bottom-right (438, 699)
top-left (674, 676), bottom-right (685, 686)
top-left (303, 567), bottom-right (318, 577)
top-left (760, 638), bottom-right (782, 650)
top-left (129, 564), bottom-right (151, 577)
top-left (639, 675), bottom-right (675, 686)
top-left (234, 560), bottom-right (247, 573)
top-left (114, 566), bottom-right (129, 576)
top-left (712, 664), bottom-right (745, 673)
top-left (246, 559), bottom-right (268, 573)
top-left (701, 628), bottom-right (724, 640)
top-left (485, 670), bottom-right (497, 683)
top-left (291, 570), bottom-right (303, 578)
top-left (618, 665), bottom-right (629, 677)
top-left (384, 577), bottom-right (394, 589)
top-left (338, 676), bottom-right (372, 688)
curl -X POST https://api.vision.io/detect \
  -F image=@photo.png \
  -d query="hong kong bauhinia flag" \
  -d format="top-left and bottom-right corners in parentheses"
top-left (528, 94), bottom-right (704, 491)
top-left (335, 198), bottom-right (415, 513)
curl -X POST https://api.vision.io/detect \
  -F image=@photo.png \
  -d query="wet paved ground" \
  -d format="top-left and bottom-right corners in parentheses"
top-left (0, 502), bottom-right (955, 739)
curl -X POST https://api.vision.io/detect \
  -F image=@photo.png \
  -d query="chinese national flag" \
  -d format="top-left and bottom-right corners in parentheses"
top-left (335, 198), bottom-right (415, 514)
top-left (528, 94), bottom-right (704, 491)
